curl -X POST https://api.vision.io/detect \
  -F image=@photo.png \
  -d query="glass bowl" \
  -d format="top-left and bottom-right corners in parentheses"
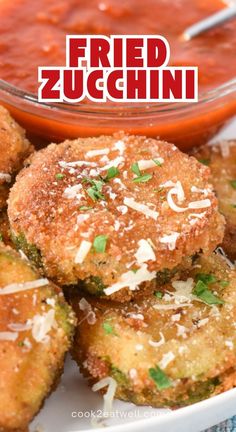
top-left (0, 77), bottom-right (236, 150)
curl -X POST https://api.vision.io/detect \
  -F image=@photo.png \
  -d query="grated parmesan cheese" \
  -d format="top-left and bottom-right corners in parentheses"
top-left (101, 156), bottom-right (124, 170)
top-left (158, 351), bottom-right (175, 369)
top-left (104, 264), bottom-right (156, 295)
top-left (75, 241), bottom-right (92, 264)
top-left (149, 332), bottom-right (165, 347)
top-left (59, 160), bottom-right (96, 168)
top-left (8, 322), bottom-right (32, 332)
top-left (113, 140), bottom-right (125, 155)
top-left (0, 331), bottom-right (18, 341)
top-left (126, 313), bottom-right (144, 320)
top-left (79, 298), bottom-right (96, 325)
top-left (137, 158), bottom-right (164, 170)
top-left (86, 148), bottom-right (110, 158)
top-left (0, 172), bottom-right (11, 183)
top-left (92, 377), bottom-right (117, 414)
top-left (63, 184), bottom-right (83, 201)
top-left (188, 199), bottom-right (211, 209)
top-left (159, 233), bottom-right (180, 251)
top-left (0, 279), bottom-right (49, 295)
top-left (117, 205), bottom-right (128, 215)
top-left (167, 188), bottom-right (188, 212)
top-left (191, 186), bottom-right (210, 196)
top-left (30, 309), bottom-right (55, 343)
top-left (134, 239), bottom-right (156, 264)
top-left (124, 197), bottom-right (159, 220)
top-left (215, 247), bottom-right (235, 269)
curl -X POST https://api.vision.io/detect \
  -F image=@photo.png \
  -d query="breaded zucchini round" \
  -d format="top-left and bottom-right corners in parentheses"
top-left (8, 133), bottom-right (224, 301)
top-left (0, 244), bottom-right (75, 431)
top-left (0, 105), bottom-right (33, 210)
top-left (193, 140), bottom-right (236, 260)
top-left (70, 253), bottom-right (236, 408)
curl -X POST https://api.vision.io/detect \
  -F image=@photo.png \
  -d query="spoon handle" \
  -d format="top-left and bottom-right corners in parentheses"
top-left (182, 4), bottom-right (236, 40)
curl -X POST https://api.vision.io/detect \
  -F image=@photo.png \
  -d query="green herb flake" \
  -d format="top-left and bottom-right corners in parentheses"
top-left (84, 178), bottom-right (106, 202)
top-left (193, 280), bottom-right (224, 305)
top-left (131, 268), bottom-right (138, 274)
top-left (102, 321), bottom-right (117, 336)
top-left (230, 180), bottom-right (236, 190)
top-left (154, 187), bottom-right (164, 193)
top-left (195, 273), bottom-right (217, 285)
top-left (131, 163), bottom-right (141, 177)
top-left (86, 186), bottom-right (105, 202)
top-left (153, 159), bottom-right (162, 167)
top-left (154, 291), bottom-right (163, 299)
top-left (149, 365), bottom-right (172, 390)
top-left (198, 158), bottom-right (210, 166)
top-left (231, 204), bottom-right (236, 209)
top-left (0, 233), bottom-right (3, 242)
top-left (79, 206), bottom-right (92, 211)
top-left (93, 235), bottom-right (108, 253)
top-left (18, 341), bottom-right (24, 347)
top-left (133, 173), bottom-right (153, 183)
top-left (105, 166), bottom-right (120, 181)
top-left (55, 173), bottom-right (65, 180)
top-left (219, 280), bottom-right (229, 288)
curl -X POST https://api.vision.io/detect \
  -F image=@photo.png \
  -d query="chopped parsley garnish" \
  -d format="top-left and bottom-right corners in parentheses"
top-left (154, 291), bottom-right (163, 299)
top-left (131, 268), bottom-right (138, 274)
top-left (79, 206), bottom-right (92, 211)
top-left (104, 166), bottom-right (120, 181)
top-left (103, 321), bottom-right (117, 336)
top-left (153, 158), bottom-right (162, 167)
top-left (195, 273), bottom-right (216, 285)
top-left (193, 280), bottom-right (224, 305)
top-left (219, 280), bottom-right (229, 288)
top-left (131, 163), bottom-right (141, 177)
top-left (0, 233), bottom-right (3, 242)
top-left (93, 235), bottom-right (108, 253)
top-left (133, 173), bottom-right (153, 183)
top-left (18, 341), bottom-right (25, 347)
top-left (231, 204), bottom-right (236, 209)
top-left (230, 180), bottom-right (236, 190)
top-left (87, 187), bottom-right (105, 201)
top-left (198, 158), bottom-right (210, 166)
top-left (131, 162), bottom-right (152, 183)
top-left (85, 179), bottom-right (105, 202)
top-left (55, 173), bottom-right (64, 180)
top-left (149, 365), bottom-right (172, 390)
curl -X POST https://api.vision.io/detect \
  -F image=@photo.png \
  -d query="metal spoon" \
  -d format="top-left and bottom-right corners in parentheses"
top-left (182, 3), bottom-right (236, 41)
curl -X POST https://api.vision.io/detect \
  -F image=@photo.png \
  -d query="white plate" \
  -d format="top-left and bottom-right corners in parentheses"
top-left (31, 119), bottom-right (236, 432)
top-left (30, 356), bottom-right (236, 432)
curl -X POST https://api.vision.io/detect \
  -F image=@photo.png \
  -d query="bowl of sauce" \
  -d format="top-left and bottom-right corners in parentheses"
top-left (0, 0), bottom-right (235, 149)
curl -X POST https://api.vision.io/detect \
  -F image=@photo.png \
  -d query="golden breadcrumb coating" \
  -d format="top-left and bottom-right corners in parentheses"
top-left (70, 253), bottom-right (236, 408)
top-left (0, 105), bottom-right (33, 210)
top-left (8, 133), bottom-right (224, 301)
top-left (0, 244), bottom-right (75, 431)
top-left (193, 140), bottom-right (236, 261)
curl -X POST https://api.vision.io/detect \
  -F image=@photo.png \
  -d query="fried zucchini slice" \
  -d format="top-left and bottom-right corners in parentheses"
top-left (8, 133), bottom-right (224, 301)
top-left (0, 244), bottom-right (75, 431)
top-left (193, 140), bottom-right (236, 260)
top-left (0, 105), bottom-right (33, 210)
top-left (70, 253), bottom-right (236, 408)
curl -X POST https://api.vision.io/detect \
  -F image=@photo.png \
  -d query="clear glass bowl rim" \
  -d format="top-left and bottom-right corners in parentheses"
top-left (1, 77), bottom-right (236, 117)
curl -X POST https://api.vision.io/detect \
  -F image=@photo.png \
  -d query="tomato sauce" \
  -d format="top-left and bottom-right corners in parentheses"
top-left (0, 0), bottom-right (235, 148)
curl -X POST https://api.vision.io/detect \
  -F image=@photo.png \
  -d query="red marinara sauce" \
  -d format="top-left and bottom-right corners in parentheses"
top-left (0, 0), bottom-right (235, 148)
